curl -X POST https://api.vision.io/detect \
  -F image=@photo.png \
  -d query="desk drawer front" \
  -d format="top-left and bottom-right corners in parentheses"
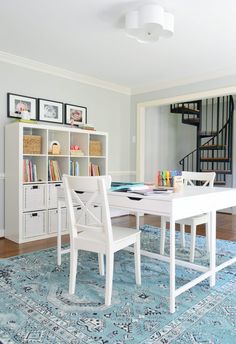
top-left (109, 195), bottom-right (171, 216)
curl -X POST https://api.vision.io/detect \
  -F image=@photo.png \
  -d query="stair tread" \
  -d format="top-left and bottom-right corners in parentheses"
top-left (199, 144), bottom-right (227, 150)
top-left (200, 157), bottom-right (230, 162)
top-left (201, 169), bottom-right (232, 174)
top-left (199, 131), bottom-right (218, 137)
top-left (182, 118), bottom-right (200, 124)
top-left (171, 106), bottom-right (200, 115)
top-left (214, 181), bottom-right (226, 185)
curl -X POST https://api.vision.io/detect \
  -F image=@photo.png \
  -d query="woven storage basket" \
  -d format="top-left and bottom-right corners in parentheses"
top-left (23, 135), bottom-right (41, 154)
top-left (89, 140), bottom-right (102, 156)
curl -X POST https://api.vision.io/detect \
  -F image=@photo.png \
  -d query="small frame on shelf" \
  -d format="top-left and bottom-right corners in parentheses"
top-left (7, 93), bottom-right (37, 120)
top-left (65, 103), bottom-right (87, 126)
top-left (38, 98), bottom-right (63, 124)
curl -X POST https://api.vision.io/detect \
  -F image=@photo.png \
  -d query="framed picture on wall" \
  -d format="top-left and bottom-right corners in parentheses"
top-left (65, 103), bottom-right (87, 126)
top-left (7, 93), bottom-right (37, 120)
top-left (38, 98), bottom-right (63, 124)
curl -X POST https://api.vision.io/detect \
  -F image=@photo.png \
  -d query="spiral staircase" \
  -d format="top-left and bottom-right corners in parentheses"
top-left (171, 95), bottom-right (234, 185)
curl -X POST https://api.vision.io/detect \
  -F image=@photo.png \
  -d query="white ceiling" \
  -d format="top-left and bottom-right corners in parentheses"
top-left (1, 0), bottom-right (236, 94)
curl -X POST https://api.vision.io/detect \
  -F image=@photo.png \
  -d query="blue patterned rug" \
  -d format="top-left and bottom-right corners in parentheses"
top-left (0, 226), bottom-right (235, 343)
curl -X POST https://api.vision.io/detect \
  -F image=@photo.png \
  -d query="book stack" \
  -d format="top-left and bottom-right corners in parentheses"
top-left (48, 160), bottom-right (62, 181)
top-left (70, 160), bottom-right (80, 176)
top-left (89, 163), bottom-right (100, 176)
top-left (23, 159), bottom-right (38, 182)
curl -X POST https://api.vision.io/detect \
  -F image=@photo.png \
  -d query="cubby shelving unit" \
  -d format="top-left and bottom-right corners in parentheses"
top-left (5, 122), bottom-right (108, 243)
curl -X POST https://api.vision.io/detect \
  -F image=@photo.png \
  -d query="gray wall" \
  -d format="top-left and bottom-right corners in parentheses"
top-left (0, 61), bottom-right (131, 230)
top-left (145, 106), bottom-right (179, 182)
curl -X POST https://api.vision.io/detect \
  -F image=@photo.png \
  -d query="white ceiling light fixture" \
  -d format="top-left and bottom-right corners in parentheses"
top-left (125, 3), bottom-right (174, 43)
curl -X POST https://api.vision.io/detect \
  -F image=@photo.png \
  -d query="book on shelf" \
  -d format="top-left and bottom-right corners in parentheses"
top-left (23, 159), bottom-right (38, 182)
top-left (89, 163), bottom-right (100, 176)
top-left (48, 160), bottom-right (62, 181)
top-left (70, 160), bottom-right (80, 176)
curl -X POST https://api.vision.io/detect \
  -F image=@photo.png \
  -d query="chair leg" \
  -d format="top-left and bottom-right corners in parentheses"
top-left (180, 224), bottom-right (186, 248)
top-left (98, 253), bottom-right (105, 276)
top-left (105, 252), bottom-right (114, 306)
top-left (69, 248), bottom-right (78, 294)
top-left (190, 224), bottom-right (197, 263)
top-left (205, 223), bottom-right (210, 253)
top-left (136, 212), bottom-right (140, 230)
top-left (134, 235), bottom-right (141, 285)
top-left (160, 217), bottom-right (166, 255)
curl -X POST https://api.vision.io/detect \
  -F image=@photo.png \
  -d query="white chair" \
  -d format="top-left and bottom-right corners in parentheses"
top-left (160, 171), bottom-right (216, 262)
top-left (63, 175), bottom-right (141, 306)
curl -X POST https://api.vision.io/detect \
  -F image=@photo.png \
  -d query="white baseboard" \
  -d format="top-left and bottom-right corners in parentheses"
top-left (0, 229), bottom-right (5, 237)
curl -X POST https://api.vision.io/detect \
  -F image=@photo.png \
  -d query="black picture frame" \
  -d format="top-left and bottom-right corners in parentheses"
top-left (7, 93), bottom-right (37, 120)
top-left (64, 103), bottom-right (87, 126)
top-left (38, 98), bottom-right (63, 124)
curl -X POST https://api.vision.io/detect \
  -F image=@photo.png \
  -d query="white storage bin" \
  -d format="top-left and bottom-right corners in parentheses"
top-left (23, 211), bottom-right (46, 238)
top-left (48, 208), bottom-right (67, 234)
top-left (48, 183), bottom-right (64, 208)
top-left (23, 184), bottom-right (47, 211)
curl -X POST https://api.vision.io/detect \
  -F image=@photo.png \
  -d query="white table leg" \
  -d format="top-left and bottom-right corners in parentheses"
top-left (209, 210), bottom-right (216, 287)
top-left (57, 201), bottom-right (62, 266)
top-left (169, 215), bottom-right (176, 313)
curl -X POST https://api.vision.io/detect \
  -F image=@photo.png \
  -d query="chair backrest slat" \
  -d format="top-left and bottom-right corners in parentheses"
top-left (182, 171), bottom-right (216, 187)
top-left (63, 175), bottom-right (113, 244)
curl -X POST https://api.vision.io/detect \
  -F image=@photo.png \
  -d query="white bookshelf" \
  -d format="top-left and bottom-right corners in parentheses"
top-left (5, 122), bottom-right (108, 243)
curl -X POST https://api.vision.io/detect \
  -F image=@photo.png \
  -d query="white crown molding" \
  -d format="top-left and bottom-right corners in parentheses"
top-left (0, 51), bottom-right (131, 95)
top-left (131, 67), bottom-right (236, 95)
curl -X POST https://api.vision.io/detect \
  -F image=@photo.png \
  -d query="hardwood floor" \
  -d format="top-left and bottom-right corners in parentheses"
top-left (0, 213), bottom-right (236, 258)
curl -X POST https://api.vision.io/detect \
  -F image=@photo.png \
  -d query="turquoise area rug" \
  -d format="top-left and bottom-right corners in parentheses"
top-left (0, 226), bottom-right (235, 343)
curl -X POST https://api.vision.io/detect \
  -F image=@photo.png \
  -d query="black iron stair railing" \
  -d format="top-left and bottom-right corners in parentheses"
top-left (171, 95), bottom-right (234, 185)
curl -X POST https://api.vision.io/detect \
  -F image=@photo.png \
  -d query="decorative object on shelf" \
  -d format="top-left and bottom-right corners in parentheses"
top-left (125, 3), bottom-right (174, 43)
top-left (89, 140), bottom-right (102, 156)
top-left (70, 145), bottom-right (84, 156)
top-left (7, 93), bottom-right (37, 120)
top-left (80, 123), bottom-right (95, 130)
top-left (23, 135), bottom-right (41, 154)
top-left (65, 103), bottom-right (87, 126)
top-left (39, 98), bottom-right (63, 124)
top-left (48, 140), bottom-right (61, 155)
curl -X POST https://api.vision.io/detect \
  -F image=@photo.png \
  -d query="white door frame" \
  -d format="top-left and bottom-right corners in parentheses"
top-left (136, 86), bottom-right (236, 182)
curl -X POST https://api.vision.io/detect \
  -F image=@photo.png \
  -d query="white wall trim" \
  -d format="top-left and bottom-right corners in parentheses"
top-left (0, 51), bottom-right (131, 95)
top-left (0, 173), bottom-right (5, 180)
top-left (131, 70), bottom-right (236, 95)
top-left (136, 86), bottom-right (236, 181)
top-left (0, 229), bottom-right (5, 237)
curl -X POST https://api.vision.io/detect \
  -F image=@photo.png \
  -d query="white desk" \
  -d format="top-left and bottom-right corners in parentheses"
top-left (58, 186), bottom-right (236, 313)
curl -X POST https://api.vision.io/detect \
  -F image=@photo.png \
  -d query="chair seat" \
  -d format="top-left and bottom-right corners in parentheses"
top-left (112, 226), bottom-right (140, 242)
top-left (74, 226), bottom-right (140, 252)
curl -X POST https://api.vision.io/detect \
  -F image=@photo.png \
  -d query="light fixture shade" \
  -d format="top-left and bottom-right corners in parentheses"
top-left (162, 12), bottom-right (174, 38)
top-left (125, 4), bottom-right (174, 43)
top-left (125, 10), bottom-right (141, 38)
top-left (139, 4), bottom-right (164, 35)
